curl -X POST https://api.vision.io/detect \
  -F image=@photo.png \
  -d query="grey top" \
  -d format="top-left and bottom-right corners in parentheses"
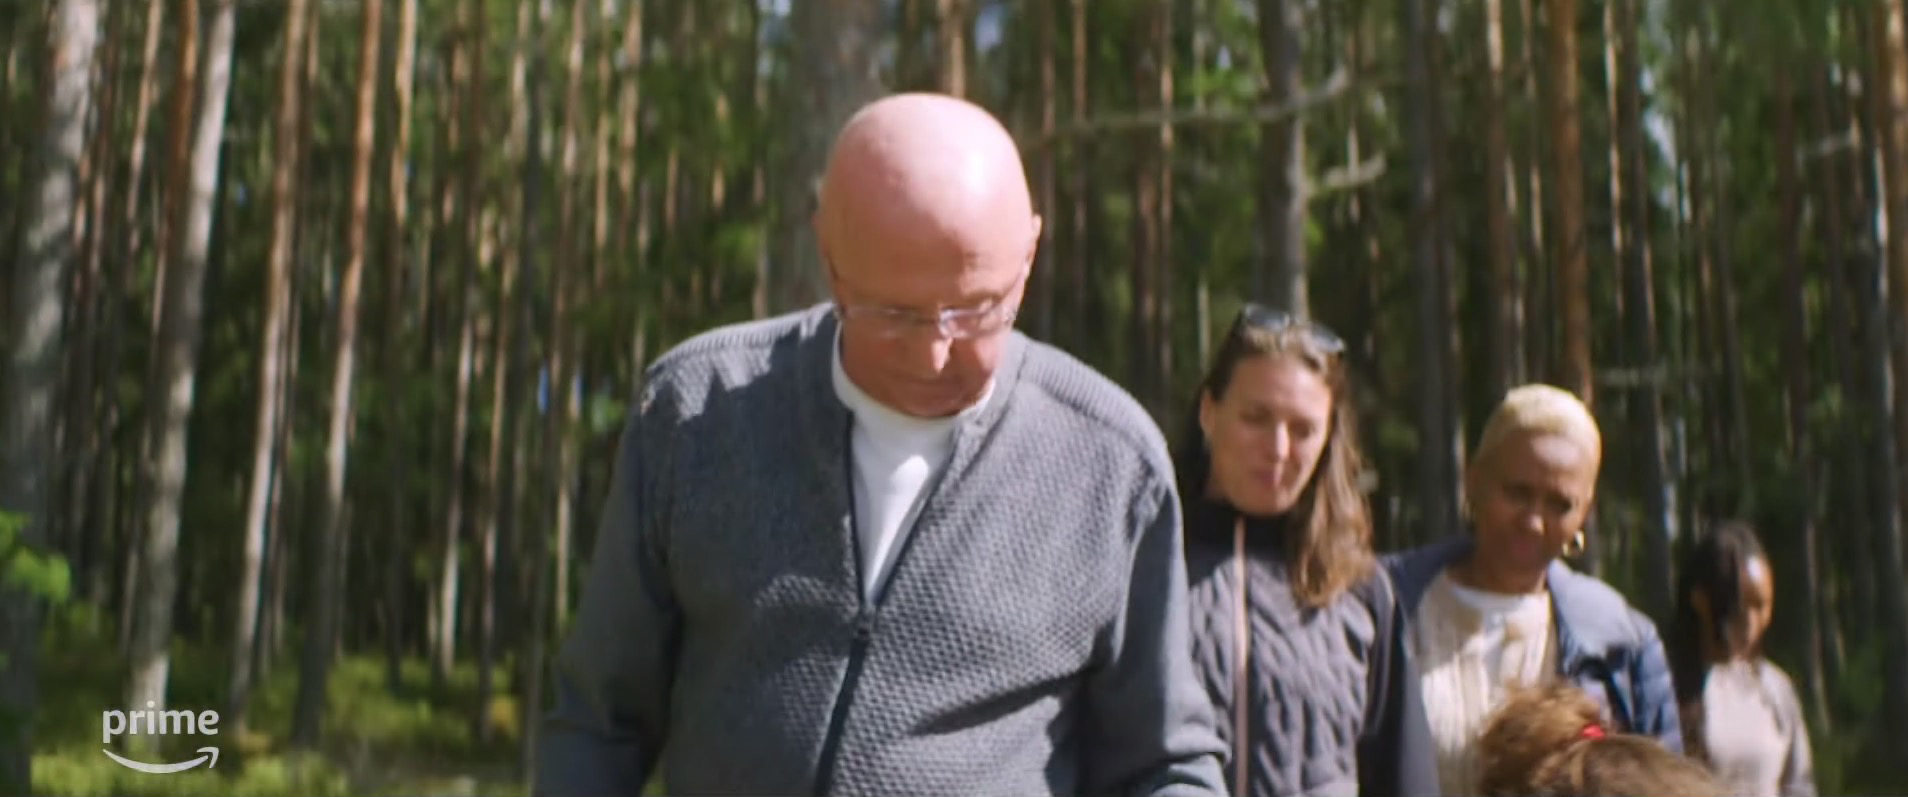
top-left (536, 305), bottom-right (1228, 797)
top-left (1183, 504), bottom-right (1439, 797)
top-left (1692, 659), bottom-right (1815, 797)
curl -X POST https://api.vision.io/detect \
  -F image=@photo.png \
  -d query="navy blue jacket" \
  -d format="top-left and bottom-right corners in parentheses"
top-left (1383, 536), bottom-right (1684, 753)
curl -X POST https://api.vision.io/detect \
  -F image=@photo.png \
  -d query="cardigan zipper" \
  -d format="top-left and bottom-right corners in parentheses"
top-left (810, 416), bottom-right (959, 796)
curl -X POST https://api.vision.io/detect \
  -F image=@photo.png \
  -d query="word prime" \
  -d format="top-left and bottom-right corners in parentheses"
top-left (102, 703), bottom-right (220, 745)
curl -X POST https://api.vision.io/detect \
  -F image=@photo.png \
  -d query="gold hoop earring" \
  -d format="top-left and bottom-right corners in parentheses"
top-left (1562, 530), bottom-right (1587, 558)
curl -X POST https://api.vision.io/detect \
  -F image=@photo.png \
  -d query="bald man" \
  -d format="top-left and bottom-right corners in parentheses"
top-left (539, 93), bottom-right (1228, 797)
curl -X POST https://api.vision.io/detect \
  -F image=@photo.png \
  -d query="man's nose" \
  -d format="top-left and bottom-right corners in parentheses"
top-left (908, 334), bottom-right (953, 373)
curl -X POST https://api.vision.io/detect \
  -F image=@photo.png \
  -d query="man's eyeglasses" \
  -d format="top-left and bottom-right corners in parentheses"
top-left (830, 263), bottom-right (1030, 341)
top-left (834, 299), bottom-right (1019, 340)
top-left (1234, 303), bottom-right (1346, 355)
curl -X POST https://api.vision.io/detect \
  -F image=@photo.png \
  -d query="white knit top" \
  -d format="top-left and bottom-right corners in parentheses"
top-left (1408, 570), bottom-right (1559, 796)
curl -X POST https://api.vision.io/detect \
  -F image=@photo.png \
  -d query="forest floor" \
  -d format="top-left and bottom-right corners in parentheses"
top-left (25, 605), bottom-right (1908, 796)
top-left (31, 610), bottom-right (526, 796)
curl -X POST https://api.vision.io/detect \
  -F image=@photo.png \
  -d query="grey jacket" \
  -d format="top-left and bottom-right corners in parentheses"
top-left (1183, 502), bottom-right (1439, 797)
top-left (537, 306), bottom-right (1229, 797)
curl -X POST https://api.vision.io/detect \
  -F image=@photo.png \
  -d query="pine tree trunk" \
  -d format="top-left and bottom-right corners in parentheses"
top-left (131, 0), bottom-right (236, 719)
top-left (1258, 0), bottom-right (1307, 314)
top-left (936, 0), bottom-right (968, 98)
top-left (526, 0), bottom-right (589, 777)
top-left (435, 0), bottom-right (487, 691)
top-left (1543, 0), bottom-right (1591, 406)
top-left (1030, 1), bottom-right (1058, 343)
top-left (1155, 0), bottom-right (1174, 414)
top-left (1604, 0), bottom-right (1672, 618)
top-left (1518, 0), bottom-right (1550, 382)
top-left (478, 0), bottom-right (539, 742)
top-left (1066, 0), bottom-right (1090, 354)
top-left (1483, 0), bottom-right (1522, 395)
top-left (58, 0), bottom-right (121, 587)
top-left (1867, 0), bottom-right (1908, 733)
top-left (1772, 61), bottom-right (1832, 733)
top-left (232, 0), bottom-right (311, 727)
top-left (1404, 0), bottom-right (1458, 539)
top-left (1812, 60), bottom-right (1855, 712)
top-left (381, 0), bottom-right (419, 698)
top-left (0, 0), bottom-right (101, 785)
top-left (769, 0), bottom-right (882, 313)
top-left (292, 0), bottom-right (382, 749)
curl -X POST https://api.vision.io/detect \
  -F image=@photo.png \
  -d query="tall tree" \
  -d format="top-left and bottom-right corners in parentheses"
top-left (1868, 0), bottom-right (1908, 734)
top-left (1773, 54), bottom-right (1832, 732)
top-left (1259, 0), bottom-right (1307, 313)
top-left (292, 0), bottom-right (382, 748)
top-left (477, 0), bottom-right (539, 743)
top-left (767, 0), bottom-right (883, 314)
top-left (380, 0), bottom-right (420, 695)
top-left (937, 0), bottom-right (968, 97)
top-left (1029, 0), bottom-right (1058, 343)
top-left (231, 0), bottom-right (311, 727)
top-left (1, 0), bottom-right (101, 786)
top-left (434, 0), bottom-right (486, 689)
top-left (1606, 0), bottom-right (1673, 617)
top-left (130, 0), bottom-right (236, 717)
top-left (1404, 0), bottom-right (1458, 539)
top-left (525, 0), bottom-right (589, 779)
top-left (1482, 0), bottom-right (1523, 394)
top-left (1543, 0), bottom-right (1591, 405)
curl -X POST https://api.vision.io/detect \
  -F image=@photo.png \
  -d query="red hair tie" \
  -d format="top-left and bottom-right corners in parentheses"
top-left (1579, 724), bottom-right (1605, 740)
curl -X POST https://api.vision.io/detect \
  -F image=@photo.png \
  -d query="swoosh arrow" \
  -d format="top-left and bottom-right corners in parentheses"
top-left (102, 746), bottom-right (220, 774)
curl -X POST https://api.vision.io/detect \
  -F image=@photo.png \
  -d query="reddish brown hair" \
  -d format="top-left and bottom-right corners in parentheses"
top-left (1477, 683), bottom-right (1725, 797)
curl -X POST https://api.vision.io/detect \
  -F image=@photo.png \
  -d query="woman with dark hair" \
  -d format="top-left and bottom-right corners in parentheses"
top-left (1670, 521), bottom-right (1816, 796)
top-left (1384, 384), bottom-right (1682, 795)
top-left (1175, 304), bottom-right (1438, 797)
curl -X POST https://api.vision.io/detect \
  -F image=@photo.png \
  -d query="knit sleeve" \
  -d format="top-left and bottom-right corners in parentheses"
top-left (1079, 479), bottom-right (1229, 797)
top-left (536, 389), bottom-right (681, 797)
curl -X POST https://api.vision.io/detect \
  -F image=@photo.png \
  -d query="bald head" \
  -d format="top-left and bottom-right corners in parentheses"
top-left (815, 93), bottom-right (1038, 287)
top-left (816, 93), bottom-right (1041, 419)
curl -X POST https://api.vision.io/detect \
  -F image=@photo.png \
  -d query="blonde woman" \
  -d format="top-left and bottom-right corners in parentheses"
top-left (1384, 384), bottom-right (1682, 796)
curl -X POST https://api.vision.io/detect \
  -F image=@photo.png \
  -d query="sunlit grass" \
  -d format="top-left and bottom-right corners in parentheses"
top-left (32, 612), bottom-right (526, 796)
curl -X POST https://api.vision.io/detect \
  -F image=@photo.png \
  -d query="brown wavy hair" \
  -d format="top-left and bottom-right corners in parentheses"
top-left (1174, 305), bottom-right (1373, 607)
top-left (1477, 682), bottom-right (1726, 797)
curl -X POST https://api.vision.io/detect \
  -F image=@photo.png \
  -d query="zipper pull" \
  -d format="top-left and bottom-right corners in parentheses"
top-left (853, 611), bottom-right (877, 642)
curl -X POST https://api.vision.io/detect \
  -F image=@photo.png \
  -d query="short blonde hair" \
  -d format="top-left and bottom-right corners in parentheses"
top-left (1471, 384), bottom-right (1602, 474)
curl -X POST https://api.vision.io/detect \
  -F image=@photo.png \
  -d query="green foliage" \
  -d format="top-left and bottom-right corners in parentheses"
top-left (0, 512), bottom-right (69, 605)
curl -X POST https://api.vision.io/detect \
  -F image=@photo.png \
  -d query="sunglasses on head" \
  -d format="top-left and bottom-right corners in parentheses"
top-left (1234, 303), bottom-right (1346, 355)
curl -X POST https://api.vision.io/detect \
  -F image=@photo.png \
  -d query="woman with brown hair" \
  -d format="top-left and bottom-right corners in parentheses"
top-left (1386, 384), bottom-right (1682, 795)
top-left (1477, 682), bottom-right (1725, 797)
top-left (1175, 304), bottom-right (1438, 797)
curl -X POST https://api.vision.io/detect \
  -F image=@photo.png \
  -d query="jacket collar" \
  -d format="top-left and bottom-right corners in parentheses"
top-left (1406, 534), bottom-right (1628, 666)
top-left (795, 303), bottom-right (1031, 476)
top-left (1183, 497), bottom-right (1292, 557)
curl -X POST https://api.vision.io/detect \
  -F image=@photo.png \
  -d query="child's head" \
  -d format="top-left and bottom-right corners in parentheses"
top-left (1677, 520), bottom-right (1775, 664)
top-left (1476, 682), bottom-right (1726, 797)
